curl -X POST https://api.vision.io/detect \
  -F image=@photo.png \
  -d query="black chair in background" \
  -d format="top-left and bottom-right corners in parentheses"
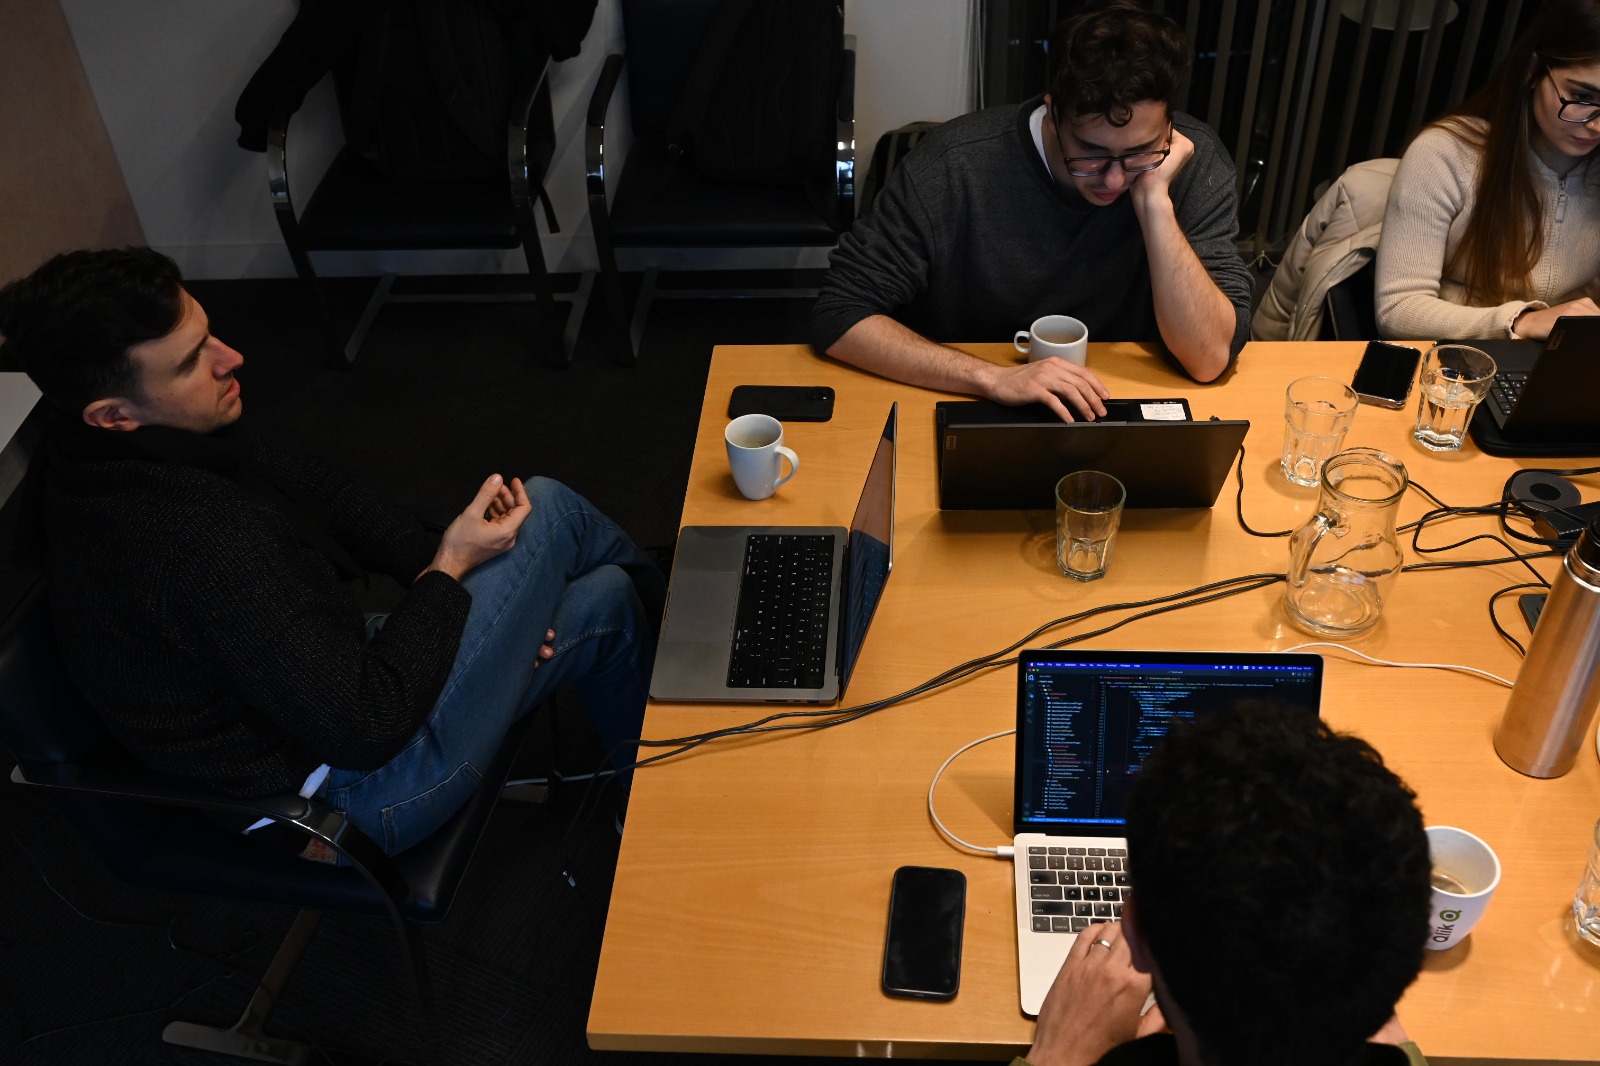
top-left (583, 0), bottom-right (856, 364)
top-left (256, 9), bottom-right (588, 370)
top-left (0, 580), bottom-right (534, 1065)
top-left (1321, 259), bottom-right (1380, 341)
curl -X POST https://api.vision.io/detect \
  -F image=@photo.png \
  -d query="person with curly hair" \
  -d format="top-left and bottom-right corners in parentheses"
top-left (1020, 703), bottom-right (1432, 1066)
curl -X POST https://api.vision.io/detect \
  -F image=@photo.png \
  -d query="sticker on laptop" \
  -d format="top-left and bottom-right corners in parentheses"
top-left (1140, 403), bottom-right (1187, 420)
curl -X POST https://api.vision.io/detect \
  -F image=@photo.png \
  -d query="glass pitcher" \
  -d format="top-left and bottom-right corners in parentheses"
top-left (1284, 447), bottom-right (1408, 638)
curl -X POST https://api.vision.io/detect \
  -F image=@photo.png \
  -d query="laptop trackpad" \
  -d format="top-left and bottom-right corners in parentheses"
top-left (662, 570), bottom-right (738, 641)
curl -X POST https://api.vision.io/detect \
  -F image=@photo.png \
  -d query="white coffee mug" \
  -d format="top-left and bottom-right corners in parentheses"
top-left (1423, 825), bottom-right (1501, 950)
top-left (1014, 315), bottom-right (1089, 366)
top-left (725, 413), bottom-right (799, 500)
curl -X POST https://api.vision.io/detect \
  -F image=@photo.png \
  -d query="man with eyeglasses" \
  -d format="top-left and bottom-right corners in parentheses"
top-left (812, 0), bottom-right (1252, 420)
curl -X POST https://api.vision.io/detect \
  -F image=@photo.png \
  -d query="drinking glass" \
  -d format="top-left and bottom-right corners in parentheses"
top-left (1055, 471), bottom-right (1125, 581)
top-left (1414, 344), bottom-right (1496, 451)
top-left (1576, 815), bottom-right (1600, 947)
top-left (1281, 376), bottom-right (1359, 486)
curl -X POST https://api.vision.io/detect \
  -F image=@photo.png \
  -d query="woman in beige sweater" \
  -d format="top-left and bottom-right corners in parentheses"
top-left (1376, 0), bottom-right (1600, 342)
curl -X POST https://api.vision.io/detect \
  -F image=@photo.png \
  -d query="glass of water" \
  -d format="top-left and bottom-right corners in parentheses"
top-left (1576, 815), bottom-right (1600, 948)
top-left (1055, 471), bottom-right (1125, 581)
top-left (1414, 344), bottom-right (1496, 451)
top-left (1281, 376), bottom-right (1359, 486)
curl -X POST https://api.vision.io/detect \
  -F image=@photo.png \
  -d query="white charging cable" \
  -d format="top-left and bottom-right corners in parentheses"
top-left (1280, 641), bottom-right (1514, 688)
top-left (927, 728), bottom-right (1016, 858)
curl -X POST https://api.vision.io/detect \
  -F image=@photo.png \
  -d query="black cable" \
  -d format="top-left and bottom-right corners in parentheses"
top-left (1233, 445), bottom-right (1296, 538)
top-left (558, 569), bottom-right (1294, 874)
top-left (18, 969), bottom-right (239, 1050)
top-left (1233, 448), bottom-right (1461, 539)
top-left (1488, 582), bottom-right (1548, 656)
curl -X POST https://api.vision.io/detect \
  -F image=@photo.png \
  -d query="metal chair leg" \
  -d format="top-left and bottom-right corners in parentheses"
top-left (161, 909), bottom-right (321, 1065)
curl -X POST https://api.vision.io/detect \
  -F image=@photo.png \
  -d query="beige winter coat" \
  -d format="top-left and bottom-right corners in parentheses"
top-left (1252, 158), bottom-right (1398, 341)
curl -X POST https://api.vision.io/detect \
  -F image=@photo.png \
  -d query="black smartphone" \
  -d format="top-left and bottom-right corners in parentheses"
top-left (727, 385), bottom-right (835, 422)
top-left (1351, 341), bottom-right (1423, 409)
top-left (881, 865), bottom-right (965, 1000)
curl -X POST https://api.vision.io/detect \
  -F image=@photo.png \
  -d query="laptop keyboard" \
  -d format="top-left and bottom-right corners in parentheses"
top-left (1489, 370), bottom-right (1528, 418)
top-left (1025, 845), bottom-right (1129, 933)
top-left (726, 533), bottom-right (834, 689)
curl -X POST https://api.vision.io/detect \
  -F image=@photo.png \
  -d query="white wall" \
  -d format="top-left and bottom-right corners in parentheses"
top-left (60, 0), bottom-right (971, 280)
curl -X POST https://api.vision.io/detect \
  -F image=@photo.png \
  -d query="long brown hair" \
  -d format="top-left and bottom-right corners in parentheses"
top-left (1430, 0), bottom-right (1600, 304)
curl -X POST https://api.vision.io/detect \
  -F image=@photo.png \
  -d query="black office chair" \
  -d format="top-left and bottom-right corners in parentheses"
top-left (1321, 259), bottom-right (1380, 341)
top-left (583, 0), bottom-right (856, 364)
top-left (0, 579), bottom-right (534, 1065)
top-left (265, 50), bottom-right (583, 370)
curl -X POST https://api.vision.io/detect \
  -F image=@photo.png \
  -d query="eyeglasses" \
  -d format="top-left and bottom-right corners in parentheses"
top-left (1545, 65), bottom-right (1600, 124)
top-left (1053, 113), bottom-right (1173, 177)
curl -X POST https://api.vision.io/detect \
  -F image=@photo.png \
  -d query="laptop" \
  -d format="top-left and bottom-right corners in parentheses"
top-left (649, 404), bottom-right (897, 703)
top-left (936, 400), bottom-right (1250, 509)
top-left (1463, 316), bottom-right (1600, 456)
top-left (1011, 648), bottom-right (1324, 1016)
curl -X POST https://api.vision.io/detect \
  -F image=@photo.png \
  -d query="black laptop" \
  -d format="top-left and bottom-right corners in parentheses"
top-left (936, 400), bottom-right (1249, 509)
top-left (1464, 316), bottom-right (1600, 456)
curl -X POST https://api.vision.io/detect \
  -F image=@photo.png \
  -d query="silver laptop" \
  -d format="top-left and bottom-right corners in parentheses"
top-left (650, 404), bottom-right (897, 703)
top-left (1011, 648), bottom-right (1324, 1016)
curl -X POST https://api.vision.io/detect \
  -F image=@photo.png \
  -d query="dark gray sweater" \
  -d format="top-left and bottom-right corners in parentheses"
top-left (43, 428), bottom-right (470, 798)
top-left (812, 98), bottom-right (1252, 372)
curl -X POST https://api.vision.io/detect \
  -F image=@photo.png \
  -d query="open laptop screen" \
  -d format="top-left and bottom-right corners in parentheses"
top-left (838, 404), bottom-right (897, 697)
top-left (1013, 650), bottom-right (1323, 835)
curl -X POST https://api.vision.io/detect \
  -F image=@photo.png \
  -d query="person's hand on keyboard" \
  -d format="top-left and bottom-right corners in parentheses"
top-left (978, 358), bottom-right (1111, 423)
top-left (1513, 298), bottom-right (1600, 341)
top-left (1026, 920), bottom-right (1165, 1066)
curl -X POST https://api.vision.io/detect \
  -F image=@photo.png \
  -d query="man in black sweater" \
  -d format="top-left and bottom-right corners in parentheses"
top-left (812, 1), bottom-right (1253, 421)
top-left (0, 248), bottom-right (662, 858)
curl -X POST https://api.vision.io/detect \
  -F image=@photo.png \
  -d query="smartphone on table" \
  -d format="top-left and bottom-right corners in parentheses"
top-left (727, 385), bottom-right (835, 422)
top-left (1351, 341), bottom-right (1423, 409)
top-left (881, 865), bottom-right (966, 1000)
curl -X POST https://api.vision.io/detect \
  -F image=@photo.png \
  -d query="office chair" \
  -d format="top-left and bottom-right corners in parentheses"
top-left (0, 579), bottom-right (534, 1065)
top-left (267, 54), bottom-right (585, 370)
top-left (1321, 259), bottom-right (1379, 340)
top-left (583, 0), bottom-right (856, 364)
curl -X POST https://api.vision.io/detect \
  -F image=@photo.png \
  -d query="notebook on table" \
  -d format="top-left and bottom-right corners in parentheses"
top-left (1463, 316), bottom-right (1600, 456)
top-left (649, 404), bottom-right (896, 703)
top-left (1011, 648), bottom-right (1324, 1016)
top-left (935, 400), bottom-right (1249, 509)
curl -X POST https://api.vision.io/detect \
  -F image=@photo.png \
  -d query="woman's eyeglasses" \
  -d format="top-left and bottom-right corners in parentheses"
top-left (1545, 65), bottom-right (1600, 124)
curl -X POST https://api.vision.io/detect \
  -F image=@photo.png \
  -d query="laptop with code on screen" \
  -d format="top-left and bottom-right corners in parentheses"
top-left (1011, 649), bottom-right (1323, 1016)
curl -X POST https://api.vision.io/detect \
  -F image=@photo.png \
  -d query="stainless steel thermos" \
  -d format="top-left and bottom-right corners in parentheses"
top-left (1494, 518), bottom-right (1600, 778)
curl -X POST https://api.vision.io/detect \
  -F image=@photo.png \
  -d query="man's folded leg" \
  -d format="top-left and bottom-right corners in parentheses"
top-left (319, 478), bottom-right (658, 856)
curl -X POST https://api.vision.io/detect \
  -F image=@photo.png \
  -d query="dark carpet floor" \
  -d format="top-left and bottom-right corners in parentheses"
top-left (0, 279), bottom-right (995, 1065)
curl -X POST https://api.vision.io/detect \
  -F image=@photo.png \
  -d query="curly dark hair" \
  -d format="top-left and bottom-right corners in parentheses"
top-left (1048, 1), bottom-right (1190, 127)
top-left (1126, 702), bottom-right (1431, 1066)
top-left (0, 247), bottom-right (185, 412)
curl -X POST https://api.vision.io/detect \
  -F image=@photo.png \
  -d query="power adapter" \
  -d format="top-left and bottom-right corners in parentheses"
top-left (1533, 501), bottom-right (1600, 542)
top-left (1503, 470), bottom-right (1589, 544)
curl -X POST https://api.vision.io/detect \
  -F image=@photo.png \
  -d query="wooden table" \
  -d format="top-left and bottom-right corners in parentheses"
top-left (588, 341), bottom-right (1600, 1062)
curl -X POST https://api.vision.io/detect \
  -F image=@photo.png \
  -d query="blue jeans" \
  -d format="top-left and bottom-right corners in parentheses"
top-left (319, 477), bottom-right (662, 856)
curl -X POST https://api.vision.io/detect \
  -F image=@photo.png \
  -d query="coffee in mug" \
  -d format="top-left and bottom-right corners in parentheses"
top-left (724, 413), bottom-right (799, 501)
top-left (1014, 315), bottom-right (1089, 366)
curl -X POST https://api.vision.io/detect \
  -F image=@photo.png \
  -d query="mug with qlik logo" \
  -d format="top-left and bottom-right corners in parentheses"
top-left (1424, 826), bottom-right (1501, 951)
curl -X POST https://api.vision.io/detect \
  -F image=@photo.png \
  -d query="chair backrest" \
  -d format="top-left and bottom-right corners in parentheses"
top-left (621, 0), bottom-right (722, 139)
top-left (0, 580), bottom-right (171, 872)
top-left (621, 0), bottom-right (844, 187)
top-left (0, 581), bottom-right (119, 771)
top-left (1322, 260), bottom-right (1379, 341)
